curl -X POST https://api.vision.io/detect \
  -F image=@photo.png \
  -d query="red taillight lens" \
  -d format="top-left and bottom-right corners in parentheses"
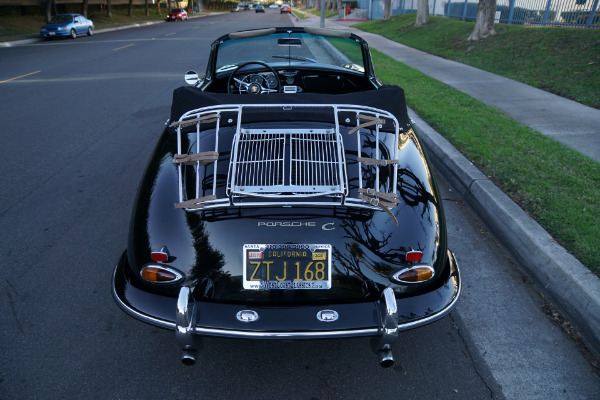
top-left (151, 246), bottom-right (170, 262)
top-left (151, 252), bottom-right (169, 262)
top-left (406, 250), bottom-right (423, 262)
top-left (141, 266), bottom-right (182, 283)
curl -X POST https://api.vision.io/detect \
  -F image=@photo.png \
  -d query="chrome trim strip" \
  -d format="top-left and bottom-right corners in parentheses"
top-left (112, 250), bottom-right (461, 339)
top-left (192, 326), bottom-right (377, 339)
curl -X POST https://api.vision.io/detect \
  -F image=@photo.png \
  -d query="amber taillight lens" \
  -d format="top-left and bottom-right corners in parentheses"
top-left (392, 266), bottom-right (434, 284)
top-left (141, 266), bottom-right (183, 283)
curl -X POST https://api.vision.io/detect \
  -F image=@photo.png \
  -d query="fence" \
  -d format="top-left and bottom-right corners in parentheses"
top-left (356, 0), bottom-right (600, 27)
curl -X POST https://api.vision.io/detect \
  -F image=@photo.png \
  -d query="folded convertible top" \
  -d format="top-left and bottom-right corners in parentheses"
top-left (170, 85), bottom-right (411, 129)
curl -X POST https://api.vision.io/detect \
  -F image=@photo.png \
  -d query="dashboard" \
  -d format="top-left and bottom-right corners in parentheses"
top-left (225, 68), bottom-right (374, 95)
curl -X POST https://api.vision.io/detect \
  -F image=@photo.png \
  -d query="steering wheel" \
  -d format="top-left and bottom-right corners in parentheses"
top-left (227, 61), bottom-right (281, 94)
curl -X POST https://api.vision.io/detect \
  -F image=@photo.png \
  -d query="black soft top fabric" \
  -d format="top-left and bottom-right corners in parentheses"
top-left (170, 85), bottom-right (410, 129)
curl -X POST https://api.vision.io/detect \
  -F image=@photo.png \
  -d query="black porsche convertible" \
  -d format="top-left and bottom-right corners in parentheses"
top-left (112, 27), bottom-right (461, 368)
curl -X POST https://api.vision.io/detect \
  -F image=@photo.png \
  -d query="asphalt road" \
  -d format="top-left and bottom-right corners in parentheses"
top-left (1, 11), bottom-right (599, 399)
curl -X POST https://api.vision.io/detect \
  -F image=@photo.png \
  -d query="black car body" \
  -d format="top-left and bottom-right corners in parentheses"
top-left (255, 4), bottom-right (265, 12)
top-left (112, 27), bottom-right (461, 367)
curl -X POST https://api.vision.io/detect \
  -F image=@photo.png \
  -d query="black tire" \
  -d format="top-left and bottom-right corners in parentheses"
top-left (70, 29), bottom-right (77, 39)
top-left (87, 27), bottom-right (93, 36)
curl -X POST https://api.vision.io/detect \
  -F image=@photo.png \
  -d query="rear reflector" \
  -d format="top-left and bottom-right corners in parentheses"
top-left (406, 250), bottom-right (422, 262)
top-left (151, 252), bottom-right (168, 262)
top-left (151, 246), bottom-right (170, 262)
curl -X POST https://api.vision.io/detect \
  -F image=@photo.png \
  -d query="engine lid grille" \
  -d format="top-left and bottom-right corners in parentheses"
top-left (230, 128), bottom-right (345, 197)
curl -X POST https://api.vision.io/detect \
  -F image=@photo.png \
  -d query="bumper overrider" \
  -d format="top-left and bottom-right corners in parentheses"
top-left (112, 250), bottom-right (461, 367)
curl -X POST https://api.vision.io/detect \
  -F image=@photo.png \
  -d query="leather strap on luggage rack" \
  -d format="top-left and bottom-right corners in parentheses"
top-left (175, 195), bottom-right (217, 209)
top-left (348, 115), bottom-right (386, 135)
top-left (170, 114), bottom-right (219, 129)
top-left (358, 188), bottom-right (400, 226)
top-left (357, 157), bottom-right (399, 166)
top-left (173, 151), bottom-right (219, 166)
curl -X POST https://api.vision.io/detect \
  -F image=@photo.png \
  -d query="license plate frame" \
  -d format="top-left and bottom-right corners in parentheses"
top-left (243, 244), bottom-right (332, 290)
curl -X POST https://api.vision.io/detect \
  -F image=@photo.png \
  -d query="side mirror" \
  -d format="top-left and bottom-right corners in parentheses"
top-left (184, 71), bottom-right (202, 86)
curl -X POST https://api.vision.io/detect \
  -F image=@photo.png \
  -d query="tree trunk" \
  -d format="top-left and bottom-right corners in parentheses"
top-left (107, 0), bottom-right (112, 18)
top-left (128, 0), bottom-right (133, 17)
top-left (415, 0), bottom-right (429, 26)
top-left (81, 0), bottom-right (89, 18)
top-left (145, 0), bottom-right (149, 16)
top-left (45, 0), bottom-right (53, 22)
top-left (468, 0), bottom-right (497, 40)
top-left (382, 0), bottom-right (391, 20)
top-left (157, 0), bottom-right (161, 15)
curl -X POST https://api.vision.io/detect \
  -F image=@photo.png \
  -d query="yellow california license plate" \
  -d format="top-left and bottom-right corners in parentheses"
top-left (243, 244), bottom-right (332, 290)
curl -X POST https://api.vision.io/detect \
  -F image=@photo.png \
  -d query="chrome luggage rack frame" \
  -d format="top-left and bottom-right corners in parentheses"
top-left (170, 103), bottom-right (401, 212)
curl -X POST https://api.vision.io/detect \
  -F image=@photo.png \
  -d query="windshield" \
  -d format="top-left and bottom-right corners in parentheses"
top-left (49, 15), bottom-right (73, 24)
top-left (215, 32), bottom-right (365, 73)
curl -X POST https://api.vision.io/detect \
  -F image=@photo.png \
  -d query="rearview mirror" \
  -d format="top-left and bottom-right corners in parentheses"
top-left (277, 38), bottom-right (302, 47)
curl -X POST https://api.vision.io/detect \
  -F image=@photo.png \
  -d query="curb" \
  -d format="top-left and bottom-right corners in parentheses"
top-left (409, 108), bottom-right (600, 357)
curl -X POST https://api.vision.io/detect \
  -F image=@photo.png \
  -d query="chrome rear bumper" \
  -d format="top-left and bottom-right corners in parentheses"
top-left (112, 250), bottom-right (460, 366)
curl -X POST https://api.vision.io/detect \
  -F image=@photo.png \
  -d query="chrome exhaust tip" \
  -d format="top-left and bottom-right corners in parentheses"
top-left (181, 349), bottom-right (197, 366)
top-left (378, 349), bottom-right (394, 368)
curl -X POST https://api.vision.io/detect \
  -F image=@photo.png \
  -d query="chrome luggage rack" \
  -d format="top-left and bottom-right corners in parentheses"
top-left (170, 103), bottom-right (401, 216)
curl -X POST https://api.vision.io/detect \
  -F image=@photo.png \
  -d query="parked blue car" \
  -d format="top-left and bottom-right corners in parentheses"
top-left (40, 14), bottom-right (94, 39)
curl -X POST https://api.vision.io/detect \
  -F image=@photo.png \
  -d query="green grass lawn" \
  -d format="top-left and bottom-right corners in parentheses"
top-left (355, 15), bottom-right (600, 110)
top-left (308, 9), bottom-right (338, 19)
top-left (371, 48), bottom-right (600, 275)
top-left (292, 9), bottom-right (309, 19)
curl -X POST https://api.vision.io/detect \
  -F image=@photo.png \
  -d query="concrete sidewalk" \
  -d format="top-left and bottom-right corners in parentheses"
top-left (292, 13), bottom-right (600, 356)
